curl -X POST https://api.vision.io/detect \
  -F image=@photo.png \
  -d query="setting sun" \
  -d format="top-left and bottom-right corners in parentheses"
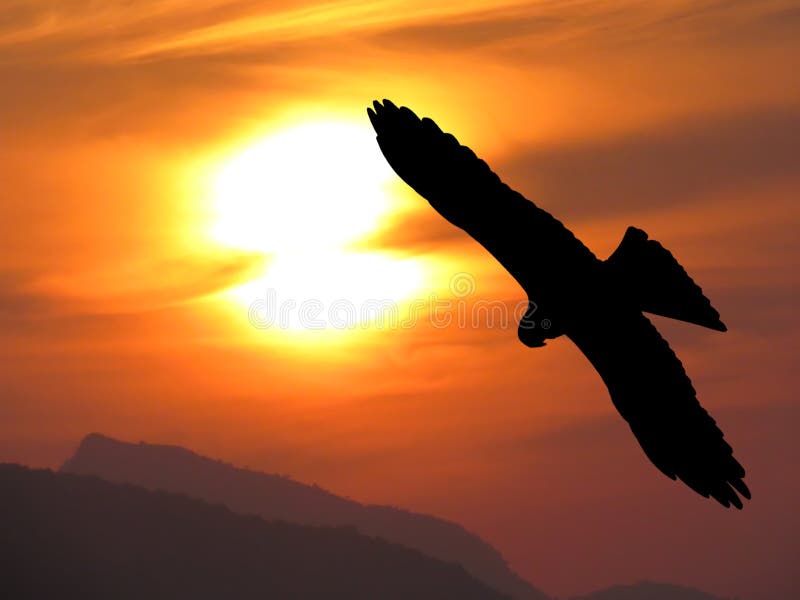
top-left (212, 121), bottom-right (395, 253)
top-left (211, 120), bottom-right (426, 332)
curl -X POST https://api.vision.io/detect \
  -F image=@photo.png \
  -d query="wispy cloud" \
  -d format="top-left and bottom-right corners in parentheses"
top-left (497, 108), bottom-right (800, 221)
top-left (0, 251), bottom-right (264, 319)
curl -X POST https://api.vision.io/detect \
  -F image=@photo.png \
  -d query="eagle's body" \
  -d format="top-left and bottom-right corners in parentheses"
top-left (368, 99), bottom-right (750, 508)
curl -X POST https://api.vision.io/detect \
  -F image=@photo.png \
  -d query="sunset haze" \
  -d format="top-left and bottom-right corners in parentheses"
top-left (1, 1), bottom-right (798, 599)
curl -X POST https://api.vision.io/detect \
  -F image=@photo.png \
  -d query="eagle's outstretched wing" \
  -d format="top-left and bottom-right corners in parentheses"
top-left (568, 312), bottom-right (749, 508)
top-left (367, 99), bottom-right (597, 295)
top-left (368, 99), bottom-right (749, 508)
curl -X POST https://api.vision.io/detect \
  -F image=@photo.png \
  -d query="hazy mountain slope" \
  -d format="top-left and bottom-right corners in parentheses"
top-left (61, 433), bottom-right (547, 600)
top-left (0, 464), bottom-right (510, 600)
top-left (570, 581), bottom-right (729, 600)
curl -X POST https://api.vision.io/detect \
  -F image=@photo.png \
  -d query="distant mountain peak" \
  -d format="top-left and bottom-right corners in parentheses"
top-left (61, 433), bottom-right (548, 600)
top-left (2, 464), bottom-right (509, 600)
top-left (62, 436), bottom-right (730, 600)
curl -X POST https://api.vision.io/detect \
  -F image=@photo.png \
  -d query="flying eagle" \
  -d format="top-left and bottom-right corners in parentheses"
top-left (367, 99), bottom-right (749, 508)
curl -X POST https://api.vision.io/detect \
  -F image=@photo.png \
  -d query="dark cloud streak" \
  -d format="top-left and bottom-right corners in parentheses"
top-left (497, 108), bottom-right (800, 221)
top-left (0, 251), bottom-right (264, 322)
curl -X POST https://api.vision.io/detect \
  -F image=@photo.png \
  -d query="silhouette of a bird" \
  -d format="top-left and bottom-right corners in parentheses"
top-left (367, 99), bottom-right (750, 508)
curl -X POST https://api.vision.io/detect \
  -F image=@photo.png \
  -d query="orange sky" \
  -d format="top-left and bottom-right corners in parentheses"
top-left (1, 1), bottom-right (799, 599)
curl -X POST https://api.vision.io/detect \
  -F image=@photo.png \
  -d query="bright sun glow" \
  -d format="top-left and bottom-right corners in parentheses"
top-left (212, 120), bottom-right (426, 336)
top-left (213, 121), bottom-right (395, 253)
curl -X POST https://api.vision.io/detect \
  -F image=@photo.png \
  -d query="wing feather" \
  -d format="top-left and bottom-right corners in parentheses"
top-left (368, 99), bottom-right (597, 293)
top-left (568, 313), bottom-right (749, 508)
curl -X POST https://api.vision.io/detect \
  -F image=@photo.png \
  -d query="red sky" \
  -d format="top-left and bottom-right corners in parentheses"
top-left (1, 1), bottom-right (799, 599)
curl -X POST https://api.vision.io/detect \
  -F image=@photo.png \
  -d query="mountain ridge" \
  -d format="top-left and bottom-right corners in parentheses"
top-left (61, 432), bottom-right (546, 600)
top-left (0, 463), bottom-right (509, 600)
top-left (59, 433), bottom-right (735, 600)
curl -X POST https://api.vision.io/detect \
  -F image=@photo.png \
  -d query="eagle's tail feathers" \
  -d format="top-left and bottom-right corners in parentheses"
top-left (606, 226), bottom-right (727, 332)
